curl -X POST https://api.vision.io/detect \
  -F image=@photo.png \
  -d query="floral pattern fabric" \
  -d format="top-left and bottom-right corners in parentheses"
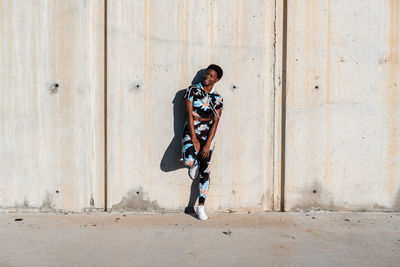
top-left (183, 83), bottom-right (223, 120)
top-left (182, 83), bottom-right (223, 204)
top-left (182, 121), bottom-right (214, 204)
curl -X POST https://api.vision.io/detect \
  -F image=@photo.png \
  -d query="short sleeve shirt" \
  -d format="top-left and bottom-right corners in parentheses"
top-left (183, 82), bottom-right (223, 119)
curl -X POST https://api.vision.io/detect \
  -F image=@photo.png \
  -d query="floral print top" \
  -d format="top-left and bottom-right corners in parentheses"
top-left (183, 82), bottom-right (223, 120)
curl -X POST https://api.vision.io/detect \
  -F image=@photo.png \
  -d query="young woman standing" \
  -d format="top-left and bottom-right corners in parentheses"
top-left (182, 64), bottom-right (224, 220)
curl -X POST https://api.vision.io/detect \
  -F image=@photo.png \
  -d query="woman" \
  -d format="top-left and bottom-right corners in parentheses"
top-left (182, 64), bottom-right (224, 220)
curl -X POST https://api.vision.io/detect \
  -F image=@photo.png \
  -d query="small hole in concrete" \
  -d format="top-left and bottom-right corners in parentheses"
top-left (232, 85), bottom-right (237, 89)
top-left (312, 190), bottom-right (317, 194)
top-left (136, 84), bottom-right (140, 88)
top-left (314, 85), bottom-right (319, 89)
top-left (136, 191), bottom-right (140, 195)
top-left (49, 82), bottom-right (59, 94)
top-left (56, 190), bottom-right (59, 194)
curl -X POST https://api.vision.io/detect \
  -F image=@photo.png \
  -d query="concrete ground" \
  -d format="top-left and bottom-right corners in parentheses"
top-left (0, 211), bottom-right (399, 267)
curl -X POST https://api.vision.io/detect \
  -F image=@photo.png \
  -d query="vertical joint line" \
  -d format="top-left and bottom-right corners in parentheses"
top-left (280, 0), bottom-right (288, 212)
top-left (272, 0), bottom-right (278, 211)
top-left (104, 0), bottom-right (108, 212)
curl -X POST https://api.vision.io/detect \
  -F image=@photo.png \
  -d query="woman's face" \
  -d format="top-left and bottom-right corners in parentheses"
top-left (202, 69), bottom-right (220, 86)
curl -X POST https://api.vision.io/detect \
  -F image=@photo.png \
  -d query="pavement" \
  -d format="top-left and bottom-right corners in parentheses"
top-left (0, 211), bottom-right (399, 267)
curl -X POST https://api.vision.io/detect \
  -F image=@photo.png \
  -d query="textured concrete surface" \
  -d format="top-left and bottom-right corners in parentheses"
top-left (107, 0), bottom-right (277, 211)
top-left (1, 0), bottom-right (400, 213)
top-left (1, 212), bottom-right (399, 266)
top-left (285, 0), bottom-right (400, 210)
top-left (0, 0), bottom-right (105, 212)
top-left (1, 0), bottom-right (278, 213)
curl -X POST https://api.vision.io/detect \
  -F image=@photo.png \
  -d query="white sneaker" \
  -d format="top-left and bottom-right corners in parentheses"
top-left (197, 205), bottom-right (208, 220)
top-left (189, 165), bottom-right (199, 179)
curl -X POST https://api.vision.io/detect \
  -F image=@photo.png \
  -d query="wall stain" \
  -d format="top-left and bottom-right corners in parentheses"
top-left (324, 0), bottom-right (332, 186)
top-left (393, 189), bottom-right (400, 209)
top-left (90, 194), bottom-right (94, 207)
top-left (290, 182), bottom-right (400, 211)
top-left (111, 187), bottom-right (161, 212)
top-left (290, 181), bottom-right (335, 211)
top-left (143, 0), bottom-right (154, 184)
top-left (0, 191), bottom-right (58, 212)
top-left (383, 0), bottom-right (400, 195)
top-left (40, 191), bottom-right (56, 212)
top-left (48, 82), bottom-right (59, 94)
top-left (128, 81), bottom-right (142, 92)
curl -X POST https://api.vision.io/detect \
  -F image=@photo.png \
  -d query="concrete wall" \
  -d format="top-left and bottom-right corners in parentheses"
top-left (1, 0), bottom-right (399, 212)
top-left (107, 0), bottom-right (277, 211)
top-left (284, 0), bottom-right (400, 211)
top-left (0, 1), bottom-right (105, 212)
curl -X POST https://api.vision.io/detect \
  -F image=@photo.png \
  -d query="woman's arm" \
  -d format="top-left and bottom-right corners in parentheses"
top-left (184, 99), bottom-right (200, 153)
top-left (201, 109), bottom-right (222, 158)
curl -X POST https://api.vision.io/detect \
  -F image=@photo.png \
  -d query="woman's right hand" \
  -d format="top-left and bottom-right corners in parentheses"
top-left (192, 138), bottom-right (200, 153)
top-left (185, 99), bottom-right (200, 153)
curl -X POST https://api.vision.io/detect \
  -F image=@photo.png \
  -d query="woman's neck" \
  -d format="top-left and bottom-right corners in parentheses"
top-left (202, 84), bottom-right (213, 93)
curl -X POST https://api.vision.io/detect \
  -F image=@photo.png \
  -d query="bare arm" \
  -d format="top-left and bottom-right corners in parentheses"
top-left (184, 99), bottom-right (200, 152)
top-left (201, 109), bottom-right (222, 158)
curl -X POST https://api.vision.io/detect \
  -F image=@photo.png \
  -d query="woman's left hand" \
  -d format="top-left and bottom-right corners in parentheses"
top-left (201, 143), bottom-right (211, 158)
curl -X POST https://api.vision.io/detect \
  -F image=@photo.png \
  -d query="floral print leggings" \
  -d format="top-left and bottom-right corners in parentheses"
top-left (182, 121), bottom-right (215, 204)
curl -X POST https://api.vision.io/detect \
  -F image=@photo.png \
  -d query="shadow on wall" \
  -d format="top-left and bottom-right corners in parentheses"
top-left (160, 69), bottom-right (206, 172)
top-left (160, 69), bottom-right (206, 214)
top-left (159, 89), bottom-right (187, 172)
top-left (190, 69), bottom-right (207, 85)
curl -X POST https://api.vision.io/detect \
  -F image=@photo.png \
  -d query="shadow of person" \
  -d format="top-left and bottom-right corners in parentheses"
top-left (160, 88), bottom-right (187, 172)
top-left (191, 69), bottom-right (206, 85)
top-left (184, 179), bottom-right (200, 215)
top-left (160, 69), bottom-right (206, 172)
top-left (160, 69), bottom-right (206, 214)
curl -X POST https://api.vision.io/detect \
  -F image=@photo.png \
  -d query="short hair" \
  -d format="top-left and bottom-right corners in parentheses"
top-left (207, 64), bottom-right (223, 79)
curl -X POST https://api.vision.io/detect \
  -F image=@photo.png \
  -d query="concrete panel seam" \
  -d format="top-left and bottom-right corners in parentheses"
top-left (104, 0), bottom-right (108, 211)
top-left (272, 0), bottom-right (286, 212)
top-left (280, 0), bottom-right (288, 212)
top-left (272, 0), bottom-right (278, 211)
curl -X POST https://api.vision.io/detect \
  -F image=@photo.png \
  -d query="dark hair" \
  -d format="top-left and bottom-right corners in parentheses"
top-left (207, 64), bottom-right (223, 79)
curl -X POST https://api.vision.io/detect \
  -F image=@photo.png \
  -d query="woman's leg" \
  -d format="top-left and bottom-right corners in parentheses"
top-left (198, 138), bottom-right (215, 205)
top-left (183, 122), bottom-right (216, 204)
top-left (182, 130), bottom-right (198, 168)
top-left (198, 152), bottom-right (212, 205)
